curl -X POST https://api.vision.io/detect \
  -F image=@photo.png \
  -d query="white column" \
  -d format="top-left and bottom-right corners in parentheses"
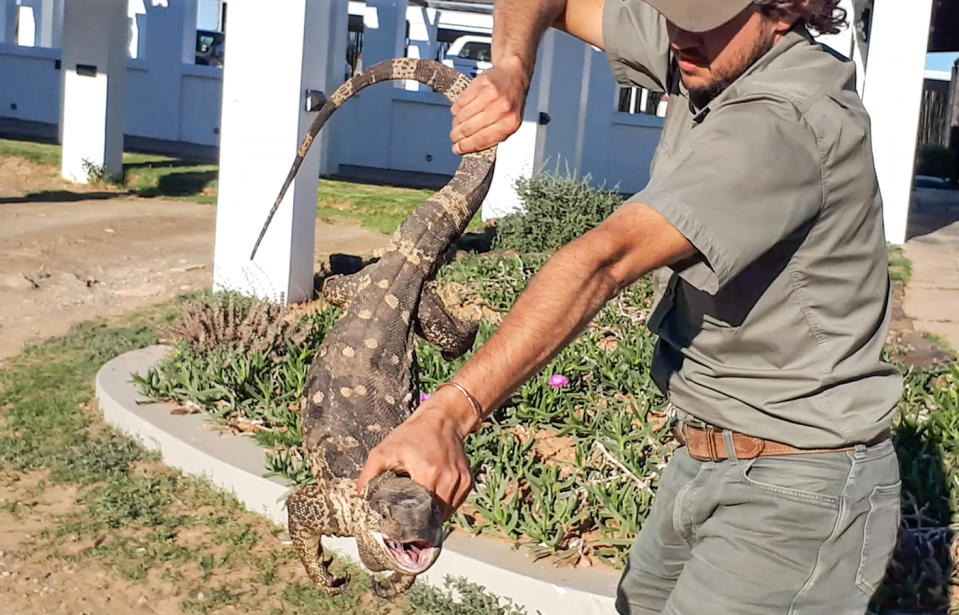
top-left (127, 0), bottom-right (146, 59)
top-left (213, 0), bottom-right (347, 304)
top-left (59, 0), bottom-right (127, 183)
top-left (404, 6), bottom-right (437, 91)
top-left (35, 0), bottom-right (59, 47)
top-left (16, 4), bottom-right (36, 45)
top-left (861, 0), bottom-right (934, 244)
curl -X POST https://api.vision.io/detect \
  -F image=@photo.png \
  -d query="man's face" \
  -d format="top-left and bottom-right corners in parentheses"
top-left (667, 6), bottom-right (790, 108)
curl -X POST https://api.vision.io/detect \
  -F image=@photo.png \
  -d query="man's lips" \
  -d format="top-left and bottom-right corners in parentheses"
top-left (677, 55), bottom-right (706, 72)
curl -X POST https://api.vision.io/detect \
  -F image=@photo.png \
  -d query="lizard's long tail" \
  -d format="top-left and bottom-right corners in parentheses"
top-left (249, 58), bottom-right (491, 260)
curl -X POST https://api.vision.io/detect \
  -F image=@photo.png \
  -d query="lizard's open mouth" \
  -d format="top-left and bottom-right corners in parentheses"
top-left (375, 533), bottom-right (440, 574)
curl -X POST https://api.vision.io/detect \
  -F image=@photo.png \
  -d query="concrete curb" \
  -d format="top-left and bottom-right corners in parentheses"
top-left (96, 346), bottom-right (620, 614)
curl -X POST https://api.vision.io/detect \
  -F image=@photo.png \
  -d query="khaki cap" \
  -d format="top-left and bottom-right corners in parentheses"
top-left (643, 0), bottom-right (754, 32)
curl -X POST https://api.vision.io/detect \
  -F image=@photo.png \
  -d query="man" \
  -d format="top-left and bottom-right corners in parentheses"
top-left (358, 0), bottom-right (903, 612)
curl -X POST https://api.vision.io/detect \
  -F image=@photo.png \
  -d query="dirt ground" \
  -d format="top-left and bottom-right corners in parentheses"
top-left (0, 468), bottom-right (351, 615)
top-left (0, 156), bottom-right (390, 361)
top-left (0, 471), bottom-right (184, 615)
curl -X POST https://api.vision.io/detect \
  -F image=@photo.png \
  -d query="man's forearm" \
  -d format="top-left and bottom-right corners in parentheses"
top-left (437, 204), bottom-right (696, 437)
top-left (450, 235), bottom-right (620, 431)
top-left (491, 0), bottom-right (568, 79)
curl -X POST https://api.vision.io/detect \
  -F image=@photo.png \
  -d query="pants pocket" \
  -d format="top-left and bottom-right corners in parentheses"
top-left (740, 454), bottom-right (847, 507)
top-left (856, 482), bottom-right (901, 596)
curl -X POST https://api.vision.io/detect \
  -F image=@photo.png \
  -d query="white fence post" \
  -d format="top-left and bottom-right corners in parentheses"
top-left (862, 0), bottom-right (935, 244)
top-left (405, 6), bottom-right (438, 91)
top-left (212, 0), bottom-right (347, 304)
top-left (59, 0), bottom-right (127, 183)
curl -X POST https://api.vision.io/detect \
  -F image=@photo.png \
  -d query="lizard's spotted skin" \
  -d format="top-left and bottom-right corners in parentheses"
top-left (251, 59), bottom-right (495, 598)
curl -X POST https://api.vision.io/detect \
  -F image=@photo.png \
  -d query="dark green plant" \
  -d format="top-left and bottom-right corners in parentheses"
top-left (406, 576), bottom-right (528, 615)
top-left (492, 173), bottom-right (624, 253)
top-left (81, 157), bottom-right (124, 185)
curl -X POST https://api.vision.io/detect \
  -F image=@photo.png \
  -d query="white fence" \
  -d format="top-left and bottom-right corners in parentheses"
top-left (0, 0), bottom-right (666, 202)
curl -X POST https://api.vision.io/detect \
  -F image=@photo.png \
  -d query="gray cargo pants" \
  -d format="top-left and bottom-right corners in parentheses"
top-left (615, 439), bottom-right (900, 614)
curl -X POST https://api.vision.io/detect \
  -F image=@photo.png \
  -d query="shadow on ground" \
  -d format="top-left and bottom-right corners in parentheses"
top-left (0, 190), bottom-right (121, 204)
top-left (122, 159), bottom-right (209, 171)
top-left (908, 186), bottom-right (959, 240)
top-left (0, 168), bottom-right (218, 204)
top-left (135, 170), bottom-right (218, 198)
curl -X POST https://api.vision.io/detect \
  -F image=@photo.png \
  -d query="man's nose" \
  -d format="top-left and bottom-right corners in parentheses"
top-left (667, 22), bottom-right (700, 51)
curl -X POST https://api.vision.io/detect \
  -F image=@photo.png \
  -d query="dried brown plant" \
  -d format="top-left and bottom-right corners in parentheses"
top-left (168, 294), bottom-right (313, 358)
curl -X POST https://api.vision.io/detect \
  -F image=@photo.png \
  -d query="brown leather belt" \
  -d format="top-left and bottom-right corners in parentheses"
top-left (672, 423), bottom-right (886, 462)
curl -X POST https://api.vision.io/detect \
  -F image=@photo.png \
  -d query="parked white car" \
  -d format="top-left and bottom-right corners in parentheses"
top-left (441, 35), bottom-right (492, 79)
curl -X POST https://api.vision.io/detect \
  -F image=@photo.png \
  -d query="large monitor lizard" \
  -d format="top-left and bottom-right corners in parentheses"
top-left (249, 59), bottom-right (496, 598)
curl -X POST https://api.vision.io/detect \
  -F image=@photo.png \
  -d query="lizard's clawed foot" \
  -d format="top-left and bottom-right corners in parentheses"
top-left (316, 553), bottom-right (351, 595)
top-left (372, 572), bottom-right (416, 599)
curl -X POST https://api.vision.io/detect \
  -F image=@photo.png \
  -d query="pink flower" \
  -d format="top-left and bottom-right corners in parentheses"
top-left (547, 374), bottom-right (569, 390)
top-left (419, 392), bottom-right (432, 403)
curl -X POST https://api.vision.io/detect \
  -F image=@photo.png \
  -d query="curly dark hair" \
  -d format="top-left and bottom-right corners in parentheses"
top-left (753, 0), bottom-right (848, 35)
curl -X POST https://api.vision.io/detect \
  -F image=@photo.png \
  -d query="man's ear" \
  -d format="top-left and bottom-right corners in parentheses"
top-left (770, 15), bottom-right (800, 34)
top-left (758, 1), bottom-right (804, 34)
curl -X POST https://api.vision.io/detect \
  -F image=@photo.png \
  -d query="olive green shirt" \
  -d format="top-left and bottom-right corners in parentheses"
top-left (603, 0), bottom-right (901, 448)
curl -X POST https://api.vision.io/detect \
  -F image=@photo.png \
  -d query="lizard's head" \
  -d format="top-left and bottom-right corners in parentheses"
top-left (357, 471), bottom-right (444, 575)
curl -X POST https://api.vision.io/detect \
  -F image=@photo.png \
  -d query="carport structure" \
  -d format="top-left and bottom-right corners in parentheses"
top-left (43, 0), bottom-right (958, 303)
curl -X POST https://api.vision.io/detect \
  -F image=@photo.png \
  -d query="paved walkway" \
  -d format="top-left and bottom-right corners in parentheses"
top-left (902, 187), bottom-right (959, 351)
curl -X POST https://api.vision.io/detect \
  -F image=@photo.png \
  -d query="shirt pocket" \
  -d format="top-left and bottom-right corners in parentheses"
top-left (856, 482), bottom-right (901, 597)
top-left (647, 270), bottom-right (677, 333)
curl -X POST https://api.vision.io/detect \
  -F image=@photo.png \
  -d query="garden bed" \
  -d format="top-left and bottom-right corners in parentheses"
top-left (134, 254), bottom-right (959, 613)
top-left (136, 252), bottom-right (670, 571)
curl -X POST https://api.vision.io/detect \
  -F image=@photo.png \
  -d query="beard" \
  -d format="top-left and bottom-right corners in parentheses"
top-left (686, 29), bottom-right (777, 109)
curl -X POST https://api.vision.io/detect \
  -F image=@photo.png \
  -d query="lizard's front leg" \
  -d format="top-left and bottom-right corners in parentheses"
top-left (287, 485), bottom-right (350, 594)
top-left (415, 281), bottom-right (478, 360)
top-left (373, 572), bottom-right (416, 598)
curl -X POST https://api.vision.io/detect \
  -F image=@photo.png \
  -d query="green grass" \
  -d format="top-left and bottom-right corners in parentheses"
top-left (123, 155), bottom-right (219, 204)
top-left (888, 244), bottom-right (913, 285)
top-left (0, 136), bottom-right (62, 165)
top-left (1, 136), bottom-right (468, 233)
top-left (0, 303), bottom-right (525, 614)
top-left (317, 178), bottom-right (459, 234)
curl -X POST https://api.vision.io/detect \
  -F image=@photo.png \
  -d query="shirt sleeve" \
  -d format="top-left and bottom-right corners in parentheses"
top-left (630, 99), bottom-right (824, 294)
top-left (603, 0), bottom-right (672, 91)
